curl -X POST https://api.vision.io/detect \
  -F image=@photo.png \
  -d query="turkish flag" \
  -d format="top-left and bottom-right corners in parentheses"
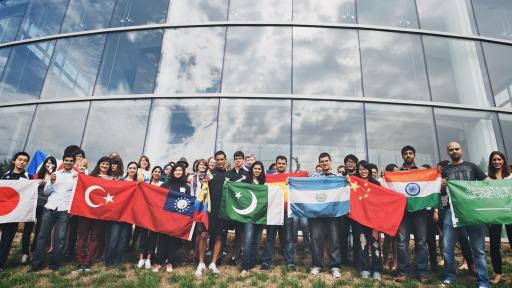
top-left (71, 174), bottom-right (206, 240)
top-left (348, 176), bottom-right (406, 236)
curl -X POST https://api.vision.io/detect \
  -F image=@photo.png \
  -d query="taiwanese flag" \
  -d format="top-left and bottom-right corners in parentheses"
top-left (71, 174), bottom-right (208, 240)
top-left (266, 172), bottom-right (308, 214)
top-left (348, 176), bottom-right (406, 236)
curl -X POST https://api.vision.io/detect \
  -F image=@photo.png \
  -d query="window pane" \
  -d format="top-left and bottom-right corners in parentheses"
top-left (416, 0), bottom-right (476, 34)
top-left (155, 27), bottom-right (225, 94)
top-left (0, 48), bottom-right (9, 75)
top-left (292, 101), bottom-right (365, 172)
top-left (293, 0), bottom-right (356, 23)
top-left (423, 36), bottom-right (492, 106)
top-left (17, 0), bottom-right (68, 40)
top-left (0, 0), bottom-right (29, 43)
top-left (499, 113), bottom-right (512, 160)
top-left (0, 41), bottom-right (55, 102)
top-left (222, 27), bottom-right (291, 94)
top-left (40, 35), bottom-right (106, 99)
top-left (110, 0), bottom-right (169, 27)
top-left (216, 99), bottom-right (291, 168)
top-left (366, 104), bottom-right (439, 168)
top-left (0, 105), bottom-right (34, 160)
top-left (145, 99), bottom-right (218, 166)
top-left (94, 30), bottom-right (163, 96)
top-left (25, 102), bottom-right (89, 157)
top-left (435, 108), bottom-right (502, 170)
top-left (60, 0), bottom-right (115, 33)
top-left (472, 0), bottom-right (512, 40)
top-left (81, 100), bottom-right (150, 163)
top-left (360, 31), bottom-right (430, 101)
top-left (293, 27), bottom-right (361, 97)
top-left (357, 0), bottom-right (419, 28)
top-left (482, 43), bottom-right (512, 108)
top-left (228, 0), bottom-right (292, 21)
top-left (167, 0), bottom-right (228, 22)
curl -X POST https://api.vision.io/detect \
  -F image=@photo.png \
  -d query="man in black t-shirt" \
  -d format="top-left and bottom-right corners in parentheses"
top-left (440, 142), bottom-right (490, 287)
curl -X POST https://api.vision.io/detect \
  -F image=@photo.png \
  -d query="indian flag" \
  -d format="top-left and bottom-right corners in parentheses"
top-left (383, 168), bottom-right (441, 212)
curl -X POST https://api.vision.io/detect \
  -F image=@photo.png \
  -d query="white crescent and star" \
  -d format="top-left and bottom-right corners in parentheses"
top-left (84, 185), bottom-right (114, 208)
top-left (233, 190), bottom-right (257, 215)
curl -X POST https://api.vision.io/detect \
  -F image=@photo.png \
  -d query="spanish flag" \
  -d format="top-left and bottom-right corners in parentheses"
top-left (266, 171), bottom-right (308, 214)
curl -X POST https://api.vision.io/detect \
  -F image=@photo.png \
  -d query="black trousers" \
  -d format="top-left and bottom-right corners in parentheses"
top-left (489, 224), bottom-right (512, 274)
top-left (353, 221), bottom-right (382, 273)
top-left (0, 222), bottom-right (18, 269)
top-left (426, 209), bottom-right (439, 267)
top-left (156, 233), bottom-right (181, 266)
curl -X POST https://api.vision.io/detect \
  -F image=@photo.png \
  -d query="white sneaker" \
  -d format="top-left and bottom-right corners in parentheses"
top-left (21, 254), bottom-right (29, 264)
top-left (144, 259), bottom-right (151, 270)
top-left (361, 270), bottom-right (371, 279)
top-left (240, 269), bottom-right (248, 276)
top-left (331, 268), bottom-right (341, 278)
top-left (195, 263), bottom-right (206, 277)
top-left (373, 272), bottom-right (382, 280)
top-left (137, 259), bottom-right (145, 269)
top-left (165, 264), bottom-right (173, 272)
top-left (151, 264), bottom-right (161, 272)
top-left (208, 262), bottom-right (220, 274)
top-left (311, 267), bottom-right (321, 275)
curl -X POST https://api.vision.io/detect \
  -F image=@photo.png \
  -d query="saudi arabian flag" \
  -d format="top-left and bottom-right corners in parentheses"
top-left (221, 181), bottom-right (284, 225)
top-left (447, 179), bottom-right (512, 227)
top-left (383, 168), bottom-right (441, 212)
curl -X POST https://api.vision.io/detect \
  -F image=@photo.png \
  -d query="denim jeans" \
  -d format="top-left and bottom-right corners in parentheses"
top-left (262, 216), bottom-right (295, 266)
top-left (31, 209), bottom-right (69, 268)
top-left (241, 223), bottom-right (262, 271)
top-left (353, 222), bottom-right (382, 273)
top-left (442, 208), bottom-right (489, 287)
top-left (105, 221), bottom-right (131, 266)
top-left (397, 210), bottom-right (428, 277)
top-left (295, 216), bottom-right (310, 254)
top-left (309, 217), bottom-right (341, 269)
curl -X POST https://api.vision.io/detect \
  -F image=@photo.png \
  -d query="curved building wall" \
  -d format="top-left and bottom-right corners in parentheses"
top-left (0, 0), bottom-right (511, 171)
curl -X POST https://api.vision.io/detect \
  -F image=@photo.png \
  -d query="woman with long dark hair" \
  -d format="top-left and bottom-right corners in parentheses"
top-left (487, 151), bottom-right (512, 284)
top-left (240, 161), bottom-right (265, 275)
top-left (110, 157), bottom-right (124, 181)
top-left (20, 156), bottom-right (57, 263)
top-left (75, 156), bottom-right (112, 271)
top-left (105, 161), bottom-right (138, 267)
top-left (353, 160), bottom-right (382, 280)
top-left (152, 163), bottom-right (190, 272)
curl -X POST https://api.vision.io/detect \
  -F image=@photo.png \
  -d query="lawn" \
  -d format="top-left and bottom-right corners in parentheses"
top-left (0, 233), bottom-right (511, 288)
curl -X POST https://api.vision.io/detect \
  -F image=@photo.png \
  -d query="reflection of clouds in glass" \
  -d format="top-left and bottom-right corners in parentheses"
top-left (229, 0), bottom-right (292, 21)
top-left (82, 100), bottom-right (150, 163)
top-left (145, 99), bottom-right (218, 166)
top-left (357, 0), bottom-right (418, 28)
top-left (222, 27), bottom-right (291, 93)
top-left (472, 0), bottom-right (512, 40)
top-left (360, 31), bottom-right (430, 101)
top-left (293, 28), bottom-right (361, 96)
top-left (0, 0), bottom-right (28, 43)
top-left (416, 0), bottom-right (475, 35)
top-left (0, 105), bottom-right (34, 160)
top-left (156, 28), bottom-right (224, 94)
top-left (482, 43), bottom-right (512, 108)
top-left (17, 0), bottom-right (68, 39)
top-left (167, 0), bottom-right (228, 22)
top-left (293, 0), bottom-right (356, 23)
top-left (25, 102), bottom-right (89, 157)
top-left (60, 0), bottom-right (115, 33)
top-left (499, 114), bottom-right (512, 159)
top-left (110, 0), bottom-right (169, 27)
top-left (366, 104), bottom-right (438, 167)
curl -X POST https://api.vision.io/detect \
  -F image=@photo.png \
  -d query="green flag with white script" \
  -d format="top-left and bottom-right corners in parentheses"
top-left (221, 181), bottom-right (284, 225)
top-left (447, 179), bottom-right (512, 227)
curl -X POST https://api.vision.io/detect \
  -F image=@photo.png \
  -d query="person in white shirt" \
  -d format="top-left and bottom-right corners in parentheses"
top-left (30, 153), bottom-right (77, 272)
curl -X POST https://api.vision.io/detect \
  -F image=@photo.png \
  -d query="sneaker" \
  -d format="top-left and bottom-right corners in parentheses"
top-left (195, 263), bottom-right (206, 277)
top-left (83, 265), bottom-right (91, 272)
top-left (491, 274), bottom-right (503, 284)
top-left (229, 256), bottom-right (237, 266)
top-left (144, 259), bottom-right (151, 270)
top-left (441, 279), bottom-right (454, 287)
top-left (287, 264), bottom-right (296, 272)
top-left (137, 259), bottom-right (145, 269)
top-left (240, 269), bottom-right (248, 276)
top-left (331, 268), bottom-right (341, 278)
top-left (458, 263), bottom-right (468, 270)
top-left (361, 270), bottom-right (371, 279)
top-left (21, 254), bottom-right (29, 264)
top-left (208, 262), bottom-right (220, 274)
top-left (260, 263), bottom-right (270, 271)
top-left (373, 272), bottom-right (382, 280)
top-left (310, 267), bottom-right (321, 275)
top-left (151, 264), bottom-right (161, 272)
top-left (165, 264), bottom-right (173, 272)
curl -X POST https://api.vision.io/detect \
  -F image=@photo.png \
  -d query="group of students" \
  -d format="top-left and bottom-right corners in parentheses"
top-left (0, 143), bottom-right (511, 287)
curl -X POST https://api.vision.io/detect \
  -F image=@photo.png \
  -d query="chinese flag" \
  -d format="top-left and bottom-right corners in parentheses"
top-left (348, 176), bottom-right (406, 236)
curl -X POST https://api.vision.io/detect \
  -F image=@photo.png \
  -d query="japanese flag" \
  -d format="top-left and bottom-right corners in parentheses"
top-left (0, 180), bottom-right (38, 224)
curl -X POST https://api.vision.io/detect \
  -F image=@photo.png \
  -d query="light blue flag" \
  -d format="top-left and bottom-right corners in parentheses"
top-left (288, 177), bottom-right (350, 218)
top-left (27, 149), bottom-right (48, 177)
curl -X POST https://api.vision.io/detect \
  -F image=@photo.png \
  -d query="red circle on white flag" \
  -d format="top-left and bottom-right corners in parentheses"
top-left (0, 187), bottom-right (20, 216)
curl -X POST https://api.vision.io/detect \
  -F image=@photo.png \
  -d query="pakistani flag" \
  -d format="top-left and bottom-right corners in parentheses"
top-left (383, 168), bottom-right (441, 212)
top-left (447, 179), bottom-right (512, 227)
top-left (221, 181), bottom-right (284, 225)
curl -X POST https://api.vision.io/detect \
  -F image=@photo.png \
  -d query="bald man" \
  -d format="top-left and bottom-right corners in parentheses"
top-left (440, 142), bottom-right (490, 288)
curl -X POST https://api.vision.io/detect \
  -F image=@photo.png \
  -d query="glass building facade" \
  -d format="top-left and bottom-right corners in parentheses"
top-left (1, 0), bottom-right (511, 171)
